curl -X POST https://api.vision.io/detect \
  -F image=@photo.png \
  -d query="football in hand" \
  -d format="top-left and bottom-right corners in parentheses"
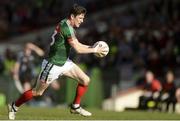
top-left (94, 41), bottom-right (109, 58)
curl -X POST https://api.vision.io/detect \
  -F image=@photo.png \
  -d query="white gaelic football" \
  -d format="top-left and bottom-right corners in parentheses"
top-left (94, 41), bottom-right (109, 58)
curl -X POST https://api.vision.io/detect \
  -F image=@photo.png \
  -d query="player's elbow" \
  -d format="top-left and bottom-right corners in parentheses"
top-left (83, 76), bottom-right (91, 86)
top-left (75, 49), bottom-right (83, 54)
top-left (39, 52), bottom-right (45, 56)
top-left (70, 41), bottom-right (84, 54)
top-left (73, 47), bottom-right (83, 54)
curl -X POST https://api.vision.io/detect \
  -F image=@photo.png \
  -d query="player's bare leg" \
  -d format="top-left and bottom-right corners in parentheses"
top-left (8, 80), bottom-right (49, 120)
top-left (23, 82), bottom-right (32, 92)
top-left (64, 64), bottom-right (92, 116)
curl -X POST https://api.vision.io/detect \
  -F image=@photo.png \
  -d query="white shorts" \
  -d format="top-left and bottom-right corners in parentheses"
top-left (38, 59), bottom-right (74, 84)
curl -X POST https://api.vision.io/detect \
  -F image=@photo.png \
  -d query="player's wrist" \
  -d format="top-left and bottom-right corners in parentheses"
top-left (93, 47), bottom-right (98, 53)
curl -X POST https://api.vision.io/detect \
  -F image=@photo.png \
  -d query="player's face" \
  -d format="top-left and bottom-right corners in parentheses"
top-left (73, 14), bottom-right (85, 27)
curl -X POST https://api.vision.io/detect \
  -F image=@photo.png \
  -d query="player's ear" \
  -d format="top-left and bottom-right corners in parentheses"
top-left (70, 14), bottom-right (75, 19)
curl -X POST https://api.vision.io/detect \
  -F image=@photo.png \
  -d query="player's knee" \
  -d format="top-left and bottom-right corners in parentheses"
top-left (83, 76), bottom-right (90, 86)
top-left (32, 90), bottom-right (44, 96)
top-left (37, 91), bottom-right (44, 96)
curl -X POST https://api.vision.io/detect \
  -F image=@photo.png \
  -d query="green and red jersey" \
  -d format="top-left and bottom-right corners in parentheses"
top-left (47, 19), bottom-right (75, 66)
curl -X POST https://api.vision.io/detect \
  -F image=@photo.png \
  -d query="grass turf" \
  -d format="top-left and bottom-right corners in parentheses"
top-left (0, 106), bottom-right (180, 120)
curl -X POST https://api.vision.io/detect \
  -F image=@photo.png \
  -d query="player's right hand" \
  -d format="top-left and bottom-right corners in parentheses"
top-left (93, 43), bottom-right (108, 55)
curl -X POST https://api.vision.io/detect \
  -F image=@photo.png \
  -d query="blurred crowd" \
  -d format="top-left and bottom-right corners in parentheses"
top-left (0, 0), bottom-right (134, 40)
top-left (138, 70), bottom-right (179, 113)
top-left (77, 0), bottom-right (180, 76)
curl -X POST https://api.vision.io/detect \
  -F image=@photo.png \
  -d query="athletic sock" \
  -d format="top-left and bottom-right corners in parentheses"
top-left (73, 84), bottom-right (88, 105)
top-left (15, 89), bottom-right (33, 107)
top-left (72, 104), bottom-right (80, 108)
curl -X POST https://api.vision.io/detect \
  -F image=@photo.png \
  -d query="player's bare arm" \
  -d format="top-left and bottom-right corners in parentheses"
top-left (13, 62), bottom-right (24, 93)
top-left (13, 62), bottom-right (20, 81)
top-left (68, 37), bottom-right (107, 54)
top-left (26, 43), bottom-right (45, 56)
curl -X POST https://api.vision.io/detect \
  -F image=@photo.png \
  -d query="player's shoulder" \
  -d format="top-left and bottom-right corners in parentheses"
top-left (60, 19), bottom-right (68, 28)
top-left (60, 19), bottom-right (74, 33)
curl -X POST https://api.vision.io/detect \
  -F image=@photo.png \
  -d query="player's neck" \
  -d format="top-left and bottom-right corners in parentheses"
top-left (67, 19), bottom-right (74, 27)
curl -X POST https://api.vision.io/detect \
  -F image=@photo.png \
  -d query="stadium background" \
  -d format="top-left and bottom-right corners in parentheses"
top-left (0, 0), bottom-right (180, 119)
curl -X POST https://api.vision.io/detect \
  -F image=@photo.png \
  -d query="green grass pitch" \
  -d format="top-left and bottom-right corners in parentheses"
top-left (0, 106), bottom-right (180, 120)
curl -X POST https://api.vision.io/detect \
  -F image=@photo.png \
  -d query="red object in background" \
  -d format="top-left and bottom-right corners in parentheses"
top-left (151, 79), bottom-right (162, 92)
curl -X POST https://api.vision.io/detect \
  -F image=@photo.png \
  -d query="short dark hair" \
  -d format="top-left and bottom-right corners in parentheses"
top-left (69, 4), bottom-right (86, 17)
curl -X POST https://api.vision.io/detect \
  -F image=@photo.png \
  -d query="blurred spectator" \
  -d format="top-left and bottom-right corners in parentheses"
top-left (0, 55), bottom-right (4, 74)
top-left (161, 70), bottom-right (177, 112)
top-left (13, 42), bottom-right (44, 93)
top-left (12, 42), bottom-right (60, 106)
top-left (1, 48), bottom-right (17, 102)
top-left (3, 48), bottom-right (16, 75)
top-left (138, 70), bottom-right (162, 110)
